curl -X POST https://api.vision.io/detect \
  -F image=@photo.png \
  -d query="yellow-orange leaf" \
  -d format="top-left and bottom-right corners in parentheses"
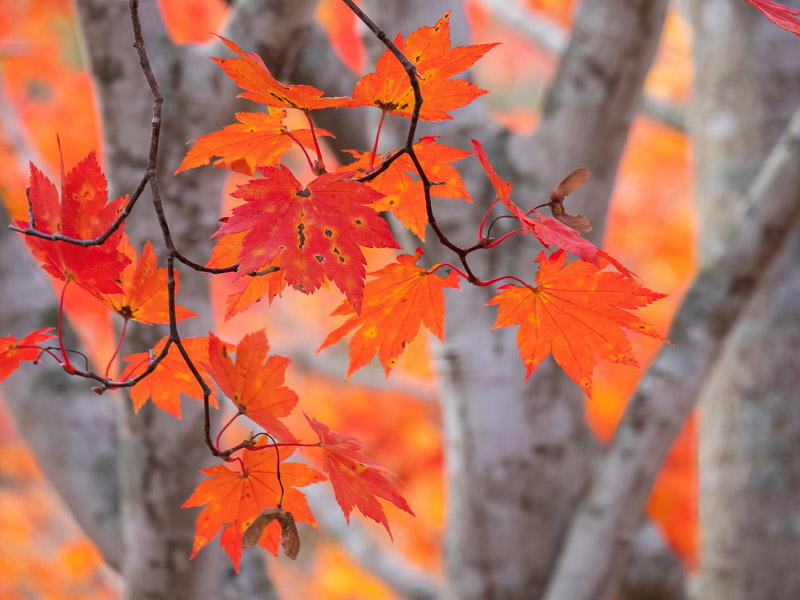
top-left (353, 12), bottom-right (498, 121)
top-left (318, 249), bottom-right (459, 377)
top-left (175, 110), bottom-right (332, 176)
top-left (342, 136), bottom-right (472, 240)
top-left (182, 447), bottom-right (324, 571)
top-left (100, 235), bottom-right (196, 324)
top-left (213, 35), bottom-right (359, 111)
top-left (488, 250), bottom-right (666, 396)
top-left (120, 337), bottom-right (218, 418)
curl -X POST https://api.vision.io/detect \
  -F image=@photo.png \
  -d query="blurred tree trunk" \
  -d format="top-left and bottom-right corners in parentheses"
top-left (361, 1), bottom-right (667, 598)
top-left (688, 1), bottom-right (800, 598)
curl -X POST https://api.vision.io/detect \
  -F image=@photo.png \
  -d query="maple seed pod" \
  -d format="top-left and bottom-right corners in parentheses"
top-left (242, 507), bottom-right (301, 560)
top-left (548, 167), bottom-right (593, 233)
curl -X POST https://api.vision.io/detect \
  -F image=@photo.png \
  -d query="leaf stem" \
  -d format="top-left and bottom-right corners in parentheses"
top-left (478, 198), bottom-right (500, 239)
top-left (247, 441), bottom-right (322, 451)
top-left (369, 109), bottom-right (388, 170)
top-left (266, 433), bottom-right (285, 508)
top-left (104, 317), bottom-right (129, 379)
top-left (427, 263), bottom-right (532, 289)
top-left (216, 410), bottom-right (242, 451)
top-left (57, 279), bottom-right (73, 371)
top-left (286, 130), bottom-right (317, 176)
top-left (485, 228), bottom-right (522, 249)
top-left (303, 110), bottom-right (326, 174)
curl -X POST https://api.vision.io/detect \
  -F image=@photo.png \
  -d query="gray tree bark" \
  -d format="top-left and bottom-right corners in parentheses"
top-left (687, 1), bottom-right (800, 598)
top-left (360, 1), bottom-right (667, 599)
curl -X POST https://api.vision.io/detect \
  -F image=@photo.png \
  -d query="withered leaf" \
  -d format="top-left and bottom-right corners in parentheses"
top-left (549, 167), bottom-right (592, 233)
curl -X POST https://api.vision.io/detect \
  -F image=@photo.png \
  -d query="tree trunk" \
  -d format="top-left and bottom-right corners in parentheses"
top-left (359, 1), bottom-right (667, 598)
top-left (687, 1), bottom-right (800, 598)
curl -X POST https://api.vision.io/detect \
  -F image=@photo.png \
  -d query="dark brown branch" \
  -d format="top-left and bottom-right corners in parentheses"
top-left (9, 172), bottom-right (150, 243)
top-left (341, 0), bottom-right (482, 282)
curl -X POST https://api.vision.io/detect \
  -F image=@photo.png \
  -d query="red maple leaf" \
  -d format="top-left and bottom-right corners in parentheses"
top-left (353, 12), bottom-right (498, 120)
top-left (212, 35), bottom-right (359, 111)
top-left (121, 337), bottom-right (219, 418)
top-left (342, 136), bottom-right (472, 240)
top-left (99, 235), bottom-right (196, 324)
top-left (305, 415), bottom-right (414, 537)
top-left (214, 165), bottom-right (400, 313)
top-left (16, 148), bottom-right (130, 295)
top-left (319, 249), bottom-right (460, 377)
top-left (487, 250), bottom-right (666, 396)
top-left (472, 139), bottom-right (634, 277)
top-left (207, 331), bottom-right (298, 442)
top-left (0, 329), bottom-right (54, 383)
top-left (514, 208), bottom-right (635, 278)
top-left (182, 447), bottom-right (325, 571)
top-left (175, 109), bottom-right (333, 176)
top-left (471, 137), bottom-right (514, 210)
top-left (745, 0), bottom-right (800, 35)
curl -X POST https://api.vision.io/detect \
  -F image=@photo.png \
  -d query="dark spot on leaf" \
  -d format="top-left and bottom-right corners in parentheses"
top-left (315, 255), bottom-right (324, 263)
top-left (297, 223), bottom-right (306, 249)
top-left (296, 189), bottom-right (311, 198)
top-left (355, 219), bottom-right (362, 226)
top-left (325, 228), bottom-right (333, 237)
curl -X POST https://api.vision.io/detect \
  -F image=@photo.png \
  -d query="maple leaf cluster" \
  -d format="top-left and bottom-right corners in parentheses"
top-left (3, 4), bottom-right (677, 572)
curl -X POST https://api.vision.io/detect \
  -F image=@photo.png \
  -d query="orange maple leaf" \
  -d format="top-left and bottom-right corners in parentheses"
top-left (120, 337), bottom-right (219, 418)
top-left (319, 249), bottom-right (460, 377)
top-left (175, 109), bottom-right (333, 176)
top-left (182, 447), bottom-right (325, 571)
top-left (342, 136), bottom-right (472, 240)
top-left (353, 11), bottom-right (498, 120)
top-left (305, 415), bottom-right (413, 536)
top-left (99, 235), bottom-right (196, 324)
top-left (207, 331), bottom-right (298, 442)
top-left (16, 148), bottom-right (130, 295)
top-left (487, 250), bottom-right (666, 396)
top-left (745, 0), bottom-right (800, 35)
top-left (213, 35), bottom-right (359, 111)
top-left (0, 328), bottom-right (54, 383)
top-left (207, 231), bottom-right (285, 320)
top-left (214, 165), bottom-right (400, 313)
